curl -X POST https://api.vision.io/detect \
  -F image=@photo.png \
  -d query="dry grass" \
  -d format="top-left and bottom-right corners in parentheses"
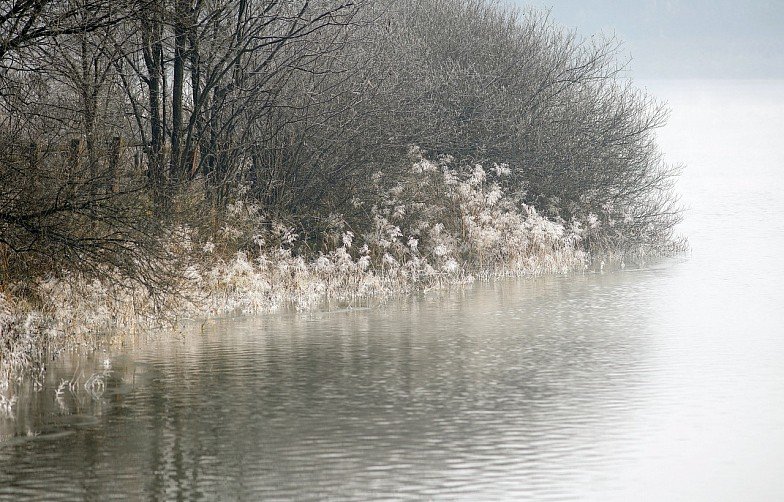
top-left (0, 150), bottom-right (680, 383)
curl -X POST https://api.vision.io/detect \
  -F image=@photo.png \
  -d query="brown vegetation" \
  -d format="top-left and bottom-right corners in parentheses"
top-left (0, 0), bottom-right (682, 378)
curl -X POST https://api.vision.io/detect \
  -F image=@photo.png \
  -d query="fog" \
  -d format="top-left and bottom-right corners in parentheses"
top-left (609, 79), bottom-right (784, 500)
top-left (4, 79), bottom-right (784, 501)
top-left (512, 0), bottom-right (784, 79)
top-left (3, 3), bottom-right (784, 500)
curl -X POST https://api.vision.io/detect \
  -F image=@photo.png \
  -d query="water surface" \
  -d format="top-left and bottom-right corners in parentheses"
top-left (2, 80), bottom-right (783, 500)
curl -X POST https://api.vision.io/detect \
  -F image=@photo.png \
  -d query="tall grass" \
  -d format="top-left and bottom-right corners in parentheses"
top-left (0, 149), bottom-right (675, 381)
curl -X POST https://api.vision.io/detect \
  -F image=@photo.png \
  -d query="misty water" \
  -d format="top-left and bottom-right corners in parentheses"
top-left (2, 80), bottom-right (783, 500)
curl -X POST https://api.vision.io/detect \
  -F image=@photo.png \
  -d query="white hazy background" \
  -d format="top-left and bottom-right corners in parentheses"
top-left (511, 2), bottom-right (784, 499)
top-left (603, 80), bottom-right (784, 500)
top-left (511, 0), bottom-right (784, 79)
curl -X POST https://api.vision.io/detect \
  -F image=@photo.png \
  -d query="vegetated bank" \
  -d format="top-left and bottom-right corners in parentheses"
top-left (0, 0), bottom-right (682, 385)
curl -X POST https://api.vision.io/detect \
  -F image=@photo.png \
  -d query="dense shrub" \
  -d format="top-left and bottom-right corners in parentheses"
top-left (244, 0), bottom-right (680, 252)
top-left (0, 0), bottom-right (683, 379)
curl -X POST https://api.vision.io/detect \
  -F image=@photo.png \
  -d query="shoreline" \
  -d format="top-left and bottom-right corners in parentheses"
top-left (0, 241), bottom-right (681, 390)
top-left (1, 155), bottom-right (684, 395)
top-left (1, 247), bottom-right (590, 386)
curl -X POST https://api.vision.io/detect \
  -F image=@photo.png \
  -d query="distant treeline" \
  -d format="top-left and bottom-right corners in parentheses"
top-left (0, 0), bottom-right (681, 298)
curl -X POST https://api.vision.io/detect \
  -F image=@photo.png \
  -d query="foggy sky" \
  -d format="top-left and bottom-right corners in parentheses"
top-left (509, 0), bottom-right (784, 79)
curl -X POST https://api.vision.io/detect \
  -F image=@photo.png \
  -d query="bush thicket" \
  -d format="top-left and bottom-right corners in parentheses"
top-left (1, 0), bottom-right (682, 369)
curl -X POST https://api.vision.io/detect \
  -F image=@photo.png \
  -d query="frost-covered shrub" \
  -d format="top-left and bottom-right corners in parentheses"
top-left (0, 148), bottom-right (592, 379)
top-left (364, 147), bottom-right (587, 277)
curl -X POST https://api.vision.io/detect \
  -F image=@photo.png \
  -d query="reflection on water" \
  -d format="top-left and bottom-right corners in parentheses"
top-left (2, 80), bottom-right (784, 500)
top-left (0, 273), bottom-right (663, 500)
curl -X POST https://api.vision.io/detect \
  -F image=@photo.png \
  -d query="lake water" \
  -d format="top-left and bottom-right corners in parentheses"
top-left (2, 80), bottom-right (784, 500)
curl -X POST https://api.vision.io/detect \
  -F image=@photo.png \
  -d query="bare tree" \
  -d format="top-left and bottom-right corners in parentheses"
top-left (0, 0), bottom-right (138, 66)
top-left (0, 0), bottom-right (174, 296)
top-left (347, 0), bottom-right (681, 249)
top-left (111, 0), bottom-right (363, 209)
top-left (0, 0), bottom-right (681, 299)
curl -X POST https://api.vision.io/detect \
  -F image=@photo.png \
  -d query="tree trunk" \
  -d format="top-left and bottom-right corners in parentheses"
top-left (170, 0), bottom-right (188, 185)
top-left (141, 7), bottom-right (166, 210)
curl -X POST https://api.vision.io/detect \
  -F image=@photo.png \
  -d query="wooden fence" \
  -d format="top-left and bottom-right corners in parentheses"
top-left (17, 136), bottom-right (147, 194)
